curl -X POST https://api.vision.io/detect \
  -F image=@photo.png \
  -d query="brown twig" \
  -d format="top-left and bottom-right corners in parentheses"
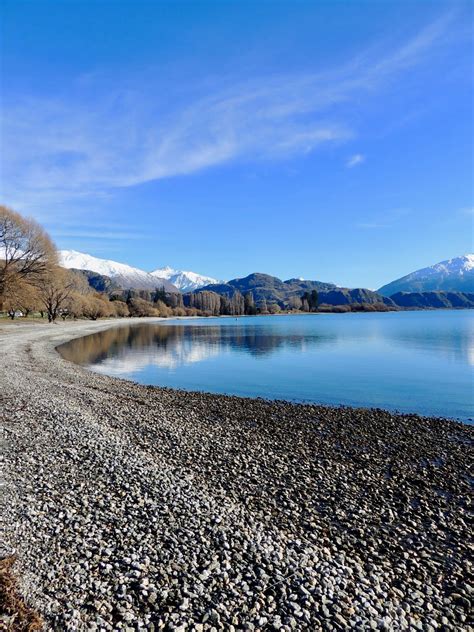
top-left (0, 556), bottom-right (43, 631)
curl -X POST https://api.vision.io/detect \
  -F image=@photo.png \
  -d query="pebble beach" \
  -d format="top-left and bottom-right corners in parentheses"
top-left (0, 318), bottom-right (472, 631)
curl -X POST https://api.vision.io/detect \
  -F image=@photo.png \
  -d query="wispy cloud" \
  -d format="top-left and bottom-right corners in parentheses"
top-left (0, 12), bottom-right (460, 212)
top-left (356, 207), bottom-right (411, 230)
top-left (346, 154), bottom-right (365, 168)
top-left (51, 230), bottom-right (153, 240)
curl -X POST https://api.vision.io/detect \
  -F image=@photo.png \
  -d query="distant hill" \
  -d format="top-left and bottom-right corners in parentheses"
top-left (70, 269), bottom-right (121, 293)
top-left (318, 288), bottom-right (395, 307)
top-left (198, 272), bottom-right (394, 308)
top-left (390, 291), bottom-right (474, 309)
top-left (378, 255), bottom-right (474, 296)
top-left (199, 273), bottom-right (336, 305)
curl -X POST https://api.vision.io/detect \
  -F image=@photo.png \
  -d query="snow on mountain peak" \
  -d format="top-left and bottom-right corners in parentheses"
top-left (59, 250), bottom-right (178, 292)
top-left (428, 254), bottom-right (474, 275)
top-left (155, 265), bottom-right (176, 274)
top-left (58, 250), bottom-right (218, 293)
top-left (378, 254), bottom-right (474, 295)
top-left (151, 266), bottom-right (220, 293)
top-left (459, 254), bottom-right (474, 271)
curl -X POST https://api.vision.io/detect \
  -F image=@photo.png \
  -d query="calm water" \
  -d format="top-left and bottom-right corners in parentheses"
top-left (59, 311), bottom-right (474, 422)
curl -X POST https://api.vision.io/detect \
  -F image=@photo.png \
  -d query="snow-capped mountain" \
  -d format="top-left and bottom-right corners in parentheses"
top-left (151, 266), bottom-right (220, 293)
top-left (59, 250), bottom-right (178, 292)
top-left (378, 254), bottom-right (474, 296)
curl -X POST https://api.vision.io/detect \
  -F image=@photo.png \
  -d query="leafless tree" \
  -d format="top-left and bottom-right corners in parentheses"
top-left (128, 297), bottom-right (158, 317)
top-left (0, 205), bottom-right (57, 299)
top-left (111, 300), bottom-right (129, 317)
top-left (289, 295), bottom-right (303, 311)
top-left (81, 293), bottom-right (115, 320)
top-left (36, 267), bottom-right (80, 322)
top-left (2, 277), bottom-right (40, 319)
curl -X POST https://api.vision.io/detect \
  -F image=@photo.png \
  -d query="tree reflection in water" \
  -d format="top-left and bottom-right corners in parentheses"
top-left (56, 313), bottom-right (474, 420)
top-left (58, 322), bottom-right (336, 369)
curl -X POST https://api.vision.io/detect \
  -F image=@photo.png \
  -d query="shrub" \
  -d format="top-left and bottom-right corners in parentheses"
top-left (128, 297), bottom-right (157, 317)
top-left (112, 300), bottom-right (129, 317)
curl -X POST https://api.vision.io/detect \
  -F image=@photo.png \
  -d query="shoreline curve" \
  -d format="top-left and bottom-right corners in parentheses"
top-left (0, 318), bottom-right (472, 630)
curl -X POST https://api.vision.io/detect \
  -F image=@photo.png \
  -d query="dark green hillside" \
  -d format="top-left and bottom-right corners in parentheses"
top-left (70, 269), bottom-right (121, 293)
top-left (390, 291), bottom-right (474, 309)
top-left (199, 273), bottom-right (393, 309)
top-left (199, 273), bottom-right (336, 306)
top-left (284, 278), bottom-right (336, 291)
top-left (319, 288), bottom-right (395, 307)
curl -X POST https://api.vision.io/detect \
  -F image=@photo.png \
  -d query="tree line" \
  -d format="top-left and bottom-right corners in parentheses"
top-left (120, 288), bottom-right (259, 317)
top-left (0, 206), bottom-right (267, 321)
top-left (2, 205), bottom-right (390, 321)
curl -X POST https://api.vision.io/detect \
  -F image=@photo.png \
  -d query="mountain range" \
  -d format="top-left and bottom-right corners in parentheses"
top-left (59, 250), bottom-right (474, 309)
top-left (378, 254), bottom-right (474, 295)
top-left (198, 273), bottom-right (395, 308)
top-left (59, 250), bottom-right (217, 293)
top-left (199, 273), bottom-right (336, 302)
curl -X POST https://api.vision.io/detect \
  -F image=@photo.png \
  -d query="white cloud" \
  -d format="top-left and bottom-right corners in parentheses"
top-left (346, 154), bottom-right (365, 168)
top-left (0, 12), bottom-right (458, 212)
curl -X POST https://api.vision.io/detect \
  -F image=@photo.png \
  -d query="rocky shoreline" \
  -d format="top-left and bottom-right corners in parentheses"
top-left (0, 319), bottom-right (472, 631)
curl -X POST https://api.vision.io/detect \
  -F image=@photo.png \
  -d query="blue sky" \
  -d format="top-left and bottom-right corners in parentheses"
top-left (1, 0), bottom-right (473, 288)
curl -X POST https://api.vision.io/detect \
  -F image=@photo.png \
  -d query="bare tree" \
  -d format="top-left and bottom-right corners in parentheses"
top-left (0, 205), bottom-right (57, 300)
top-left (111, 300), bottom-right (129, 317)
top-left (2, 277), bottom-right (40, 319)
top-left (289, 296), bottom-right (302, 311)
top-left (36, 267), bottom-right (80, 322)
top-left (81, 293), bottom-right (114, 320)
top-left (128, 297), bottom-right (158, 317)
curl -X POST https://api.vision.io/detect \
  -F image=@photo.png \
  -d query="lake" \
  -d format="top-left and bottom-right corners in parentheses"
top-left (58, 310), bottom-right (474, 422)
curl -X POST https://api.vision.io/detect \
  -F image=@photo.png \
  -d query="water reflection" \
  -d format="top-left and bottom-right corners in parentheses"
top-left (58, 322), bottom-right (338, 371)
top-left (58, 313), bottom-right (474, 420)
top-left (59, 314), bottom-right (474, 370)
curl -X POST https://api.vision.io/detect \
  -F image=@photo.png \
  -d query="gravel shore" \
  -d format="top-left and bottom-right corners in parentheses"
top-left (0, 318), bottom-right (472, 631)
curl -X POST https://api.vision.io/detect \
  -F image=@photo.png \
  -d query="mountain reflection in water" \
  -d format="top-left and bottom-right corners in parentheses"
top-left (58, 322), bottom-right (337, 369)
top-left (58, 312), bottom-right (474, 421)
